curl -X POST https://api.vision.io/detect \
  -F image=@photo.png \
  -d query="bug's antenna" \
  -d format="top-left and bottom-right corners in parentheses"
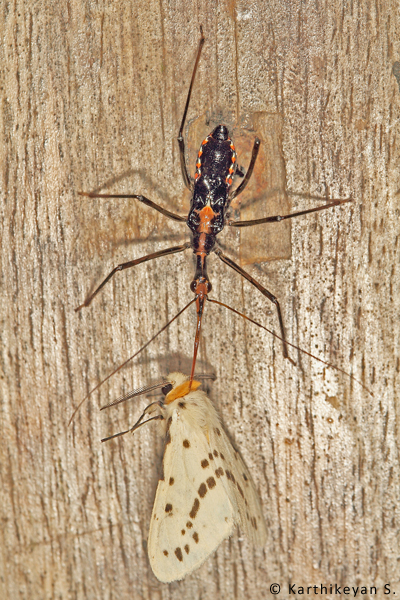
top-left (207, 297), bottom-right (373, 397)
top-left (69, 297), bottom-right (196, 425)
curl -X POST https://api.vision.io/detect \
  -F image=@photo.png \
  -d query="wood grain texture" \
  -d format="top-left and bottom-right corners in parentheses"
top-left (1, 0), bottom-right (399, 598)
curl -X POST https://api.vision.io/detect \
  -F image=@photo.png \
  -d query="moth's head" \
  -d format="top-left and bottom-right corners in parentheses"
top-left (163, 373), bottom-right (202, 405)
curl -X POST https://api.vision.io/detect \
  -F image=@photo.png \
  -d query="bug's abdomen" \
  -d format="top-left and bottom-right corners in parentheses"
top-left (187, 126), bottom-right (236, 241)
top-left (194, 126), bottom-right (236, 186)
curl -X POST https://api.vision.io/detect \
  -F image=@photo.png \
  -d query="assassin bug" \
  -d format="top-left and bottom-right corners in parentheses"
top-left (76, 27), bottom-right (352, 387)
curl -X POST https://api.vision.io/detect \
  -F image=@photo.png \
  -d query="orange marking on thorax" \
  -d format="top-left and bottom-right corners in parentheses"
top-left (197, 205), bottom-right (215, 233)
top-left (165, 379), bottom-right (201, 403)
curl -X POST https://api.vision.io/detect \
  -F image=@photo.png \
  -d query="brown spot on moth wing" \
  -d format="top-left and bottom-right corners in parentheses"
top-left (208, 411), bottom-right (267, 547)
top-left (147, 396), bottom-right (237, 583)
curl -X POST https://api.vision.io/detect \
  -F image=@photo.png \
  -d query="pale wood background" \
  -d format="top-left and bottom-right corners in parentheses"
top-left (1, 0), bottom-right (399, 598)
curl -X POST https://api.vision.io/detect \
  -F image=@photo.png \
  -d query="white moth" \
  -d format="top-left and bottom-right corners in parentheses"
top-left (102, 372), bottom-right (267, 583)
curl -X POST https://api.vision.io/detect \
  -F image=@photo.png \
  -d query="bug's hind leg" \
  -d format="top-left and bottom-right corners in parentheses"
top-left (177, 27), bottom-right (205, 190)
top-left (229, 138), bottom-right (261, 201)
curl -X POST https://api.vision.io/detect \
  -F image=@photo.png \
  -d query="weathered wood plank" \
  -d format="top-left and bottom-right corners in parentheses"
top-left (1, 0), bottom-right (399, 598)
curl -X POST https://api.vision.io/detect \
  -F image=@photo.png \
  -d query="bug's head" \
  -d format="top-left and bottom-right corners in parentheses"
top-left (211, 125), bottom-right (229, 141)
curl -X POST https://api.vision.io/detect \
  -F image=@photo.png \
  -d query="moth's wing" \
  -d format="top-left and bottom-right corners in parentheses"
top-left (148, 410), bottom-right (236, 583)
top-left (208, 422), bottom-right (267, 547)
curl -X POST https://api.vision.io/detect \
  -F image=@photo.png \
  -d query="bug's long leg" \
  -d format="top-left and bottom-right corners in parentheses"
top-left (76, 243), bottom-right (191, 311)
top-left (177, 26), bottom-right (205, 190)
top-left (228, 198), bottom-right (352, 227)
top-left (214, 249), bottom-right (292, 362)
top-left (207, 297), bottom-right (373, 396)
top-left (229, 138), bottom-right (261, 201)
top-left (79, 192), bottom-right (186, 222)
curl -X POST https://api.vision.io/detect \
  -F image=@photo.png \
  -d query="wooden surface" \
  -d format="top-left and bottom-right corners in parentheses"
top-left (1, 1), bottom-right (399, 598)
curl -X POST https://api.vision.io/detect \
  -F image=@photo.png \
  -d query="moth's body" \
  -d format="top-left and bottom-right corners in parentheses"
top-left (147, 373), bottom-right (266, 583)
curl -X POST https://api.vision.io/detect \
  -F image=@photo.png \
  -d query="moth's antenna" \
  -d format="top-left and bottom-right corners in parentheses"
top-left (100, 379), bottom-right (168, 410)
top-left (207, 297), bottom-right (373, 397)
top-left (101, 372), bottom-right (216, 411)
top-left (69, 297), bottom-right (196, 425)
